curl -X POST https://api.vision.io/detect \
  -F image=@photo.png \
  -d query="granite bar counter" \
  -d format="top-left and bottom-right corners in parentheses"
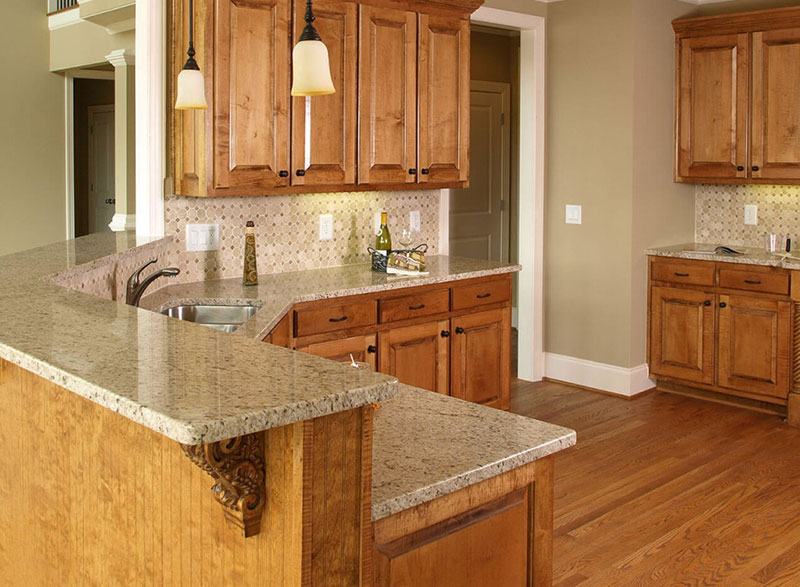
top-left (645, 242), bottom-right (800, 268)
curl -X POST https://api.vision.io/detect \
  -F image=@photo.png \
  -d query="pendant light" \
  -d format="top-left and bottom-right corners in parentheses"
top-left (291, 0), bottom-right (335, 96)
top-left (175, 0), bottom-right (208, 110)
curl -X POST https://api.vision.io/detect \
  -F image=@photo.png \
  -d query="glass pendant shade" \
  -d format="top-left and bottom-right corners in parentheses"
top-left (175, 68), bottom-right (208, 110)
top-left (291, 40), bottom-right (335, 96)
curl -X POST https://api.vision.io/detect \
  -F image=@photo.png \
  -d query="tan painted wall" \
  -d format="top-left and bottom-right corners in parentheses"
top-left (483, 0), bottom-right (547, 17)
top-left (50, 22), bottom-right (134, 71)
top-left (0, 0), bottom-right (66, 256)
top-left (545, 0), bottom-right (696, 368)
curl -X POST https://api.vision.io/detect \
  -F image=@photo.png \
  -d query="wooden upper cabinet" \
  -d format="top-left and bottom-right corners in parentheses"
top-left (358, 6), bottom-right (418, 185)
top-left (676, 33), bottom-right (749, 181)
top-left (291, 0), bottom-right (357, 187)
top-left (717, 295), bottom-right (791, 399)
top-left (751, 27), bottom-right (800, 181)
top-left (213, 0), bottom-right (291, 191)
top-left (418, 15), bottom-right (470, 184)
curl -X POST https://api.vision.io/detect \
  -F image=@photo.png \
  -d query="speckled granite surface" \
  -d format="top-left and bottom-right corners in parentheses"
top-left (141, 255), bottom-right (521, 341)
top-left (645, 243), bottom-right (800, 268)
top-left (0, 232), bottom-right (397, 445)
top-left (371, 385), bottom-right (576, 521)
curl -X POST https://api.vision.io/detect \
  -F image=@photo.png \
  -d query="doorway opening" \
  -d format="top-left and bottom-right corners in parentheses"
top-left (72, 76), bottom-right (115, 237)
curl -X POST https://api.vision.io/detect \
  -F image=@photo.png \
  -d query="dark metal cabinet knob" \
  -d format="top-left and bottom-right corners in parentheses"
top-left (719, 302), bottom-right (727, 308)
top-left (409, 168), bottom-right (417, 175)
top-left (737, 166), bottom-right (745, 172)
top-left (704, 300), bottom-right (712, 307)
top-left (440, 330), bottom-right (450, 338)
top-left (367, 345), bottom-right (377, 354)
top-left (296, 169), bottom-right (306, 177)
top-left (752, 166), bottom-right (760, 172)
top-left (420, 168), bottom-right (430, 175)
top-left (455, 327), bottom-right (465, 334)
top-left (278, 170), bottom-right (289, 178)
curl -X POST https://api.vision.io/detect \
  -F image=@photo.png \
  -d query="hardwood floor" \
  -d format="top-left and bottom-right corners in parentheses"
top-left (510, 379), bottom-right (800, 586)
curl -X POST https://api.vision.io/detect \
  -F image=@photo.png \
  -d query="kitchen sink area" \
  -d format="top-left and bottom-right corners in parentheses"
top-left (161, 304), bottom-right (260, 333)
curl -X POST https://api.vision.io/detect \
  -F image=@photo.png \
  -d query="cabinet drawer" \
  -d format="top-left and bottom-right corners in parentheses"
top-left (718, 267), bottom-right (789, 295)
top-left (380, 289), bottom-right (450, 323)
top-left (451, 278), bottom-right (511, 311)
top-left (294, 300), bottom-right (377, 337)
top-left (651, 258), bottom-right (714, 286)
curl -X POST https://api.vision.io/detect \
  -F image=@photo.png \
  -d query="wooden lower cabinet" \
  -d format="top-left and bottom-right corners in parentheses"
top-left (451, 308), bottom-right (510, 409)
top-left (649, 286), bottom-right (715, 385)
top-left (717, 294), bottom-right (791, 398)
top-left (378, 321), bottom-right (450, 395)
top-left (297, 334), bottom-right (378, 370)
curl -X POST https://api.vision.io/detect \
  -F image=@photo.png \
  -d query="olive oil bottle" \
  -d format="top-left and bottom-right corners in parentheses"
top-left (243, 221), bottom-right (258, 286)
top-left (376, 212), bottom-right (392, 256)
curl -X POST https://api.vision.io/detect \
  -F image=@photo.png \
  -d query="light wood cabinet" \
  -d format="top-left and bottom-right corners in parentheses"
top-left (673, 7), bottom-right (800, 184)
top-left (378, 320), bottom-right (450, 395)
top-left (647, 257), bottom-right (795, 412)
top-left (451, 308), bottom-right (510, 409)
top-left (297, 333), bottom-right (378, 370)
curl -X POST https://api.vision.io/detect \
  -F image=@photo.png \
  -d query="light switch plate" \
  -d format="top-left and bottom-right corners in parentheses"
top-left (565, 205), bottom-right (582, 225)
top-left (186, 223), bottom-right (220, 252)
top-left (744, 205), bottom-right (758, 226)
top-left (410, 210), bottom-right (421, 232)
top-left (319, 214), bottom-right (334, 241)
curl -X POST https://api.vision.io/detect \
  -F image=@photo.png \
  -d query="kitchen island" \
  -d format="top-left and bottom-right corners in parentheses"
top-left (0, 232), bottom-right (575, 585)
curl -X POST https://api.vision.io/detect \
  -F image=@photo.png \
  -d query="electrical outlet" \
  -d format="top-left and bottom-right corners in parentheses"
top-left (565, 205), bottom-right (582, 225)
top-left (744, 205), bottom-right (758, 226)
top-left (319, 214), bottom-right (333, 241)
top-left (410, 210), bottom-right (421, 232)
top-left (374, 212), bottom-right (382, 235)
top-left (185, 223), bottom-right (220, 251)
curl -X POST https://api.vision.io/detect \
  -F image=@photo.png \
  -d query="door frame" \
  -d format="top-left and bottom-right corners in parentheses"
top-left (441, 7), bottom-right (546, 382)
top-left (87, 104), bottom-right (116, 234)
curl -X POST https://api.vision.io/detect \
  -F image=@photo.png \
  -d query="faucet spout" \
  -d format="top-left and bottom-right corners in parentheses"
top-left (126, 258), bottom-right (181, 307)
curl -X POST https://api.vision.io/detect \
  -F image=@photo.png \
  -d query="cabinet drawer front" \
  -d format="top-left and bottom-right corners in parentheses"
top-left (380, 289), bottom-right (450, 323)
top-left (294, 301), bottom-right (377, 337)
top-left (651, 259), bottom-right (714, 286)
top-left (451, 278), bottom-right (511, 311)
top-left (718, 268), bottom-right (789, 295)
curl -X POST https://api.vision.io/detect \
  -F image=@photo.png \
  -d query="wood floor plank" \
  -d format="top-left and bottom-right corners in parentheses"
top-left (510, 380), bottom-right (800, 586)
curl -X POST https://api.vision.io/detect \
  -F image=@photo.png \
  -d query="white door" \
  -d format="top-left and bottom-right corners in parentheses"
top-left (449, 82), bottom-right (510, 261)
top-left (88, 105), bottom-right (115, 234)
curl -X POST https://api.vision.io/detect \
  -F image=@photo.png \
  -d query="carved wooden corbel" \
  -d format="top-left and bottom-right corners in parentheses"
top-left (181, 433), bottom-right (266, 537)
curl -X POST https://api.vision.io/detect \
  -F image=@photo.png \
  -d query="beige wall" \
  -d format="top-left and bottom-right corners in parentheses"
top-left (50, 23), bottom-right (134, 71)
top-left (483, 0), bottom-right (547, 17)
top-left (545, 0), bottom-right (696, 368)
top-left (0, 0), bottom-right (66, 256)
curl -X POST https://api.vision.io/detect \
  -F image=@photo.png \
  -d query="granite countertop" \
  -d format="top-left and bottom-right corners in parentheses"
top-left (0, 232), bottom-right (518, 445)
top-left (645, 243), bottom-right (800, 268)
top-left (371, 385), bottom-right (576, 521)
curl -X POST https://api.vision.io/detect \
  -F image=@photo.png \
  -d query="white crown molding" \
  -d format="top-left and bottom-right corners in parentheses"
top-left (109, 214), bottom-right (136, 232)
top-left (105, 49), bottom-right (135, 68)
top-left (545, 353), bottom-right (655, 397)
top-left (48, 8), bottom-right (81, 31)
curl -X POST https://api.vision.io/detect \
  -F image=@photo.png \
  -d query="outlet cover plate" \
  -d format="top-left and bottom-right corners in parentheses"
top-left (186, 223), bottom-right (220, 252)
top-left (319, 214), bottom-right (333, 241)
top-left (410, 210), bottom-right (421, 232)
top-left (744, 204), bottom-right (758, 226)
top-left (565, 205), bottom-right (582, 225)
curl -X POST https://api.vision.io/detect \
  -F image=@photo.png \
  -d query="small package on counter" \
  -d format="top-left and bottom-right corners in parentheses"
top-left (387, 248), bottom-right (428, 276)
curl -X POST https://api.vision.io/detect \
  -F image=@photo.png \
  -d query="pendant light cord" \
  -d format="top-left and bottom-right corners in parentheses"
top-left (299, 0), bottom-right (321, 41)
top-left (183, 0), bottom-right (200, 70)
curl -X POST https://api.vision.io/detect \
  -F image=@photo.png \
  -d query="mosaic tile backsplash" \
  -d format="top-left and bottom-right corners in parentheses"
top-left (163, 190), bottom-right (442, 283)
top-left (695, 184), bottom-right (800, 247)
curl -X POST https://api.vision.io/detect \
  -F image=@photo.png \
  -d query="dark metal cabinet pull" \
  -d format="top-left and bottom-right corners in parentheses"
top-left (367, 345), bottom-right (377, 354)
top-left (476, 293), bottom-right (492, 299)
top-left (704, 300), bottom-right (712, 307)
top-left (752, 166), bottom-right (760, 172)
top-left (737, 166), bottom-right (745, 171)
top-left (296, 169), bottom-right (306, 177)
top-left (420, 168), bottom-right (430, 175)
top-left (409, 304), bottom-right (426, 310)
top-left (278, 170), bottom-right (289, 178)
top-left (409, 168), bottom-right (417, 175)
top-left (455, 327), bottom-right (465, 334)
top-left (674, 272), bottom-right (690, 277)
top-left (329, 316), bottom-right (348, 323)
top-left (440, 330), bottom-right (450, 338)
top-left (744, 279), bottom-right (762, 284)
top-left (719, 302), bottom-right (727, 308)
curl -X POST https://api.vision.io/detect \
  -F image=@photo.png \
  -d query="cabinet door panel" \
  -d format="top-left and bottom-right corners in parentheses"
top-left (649, 286), bottom-right (715, 384)
top-left (451, 308), bottom-right (510, 409)
top-left (378, 321), bottom-right (448, 394)
top-left (718, 295), bottom-right (791, 398)
top-left (297, 334), bottom-right (377, 371)
top-left (677, 34), bottom-right (748, 180)
top-left (751, 28), bottom-right (800, 181)
top-left (291, 0), bottom-right (357, 186)
top-left (418, 15), bottom-right (469, 184)
top-left (214, 0), bottom-right (290, 190)
top-left (358, 6), bottom-right (417, 185)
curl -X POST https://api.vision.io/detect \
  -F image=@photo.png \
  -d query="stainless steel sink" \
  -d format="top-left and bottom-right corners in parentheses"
top-left (162, 304), bottom-right (259, 333)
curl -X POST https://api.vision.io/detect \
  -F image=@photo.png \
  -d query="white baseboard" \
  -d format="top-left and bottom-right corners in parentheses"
top-left (544, 353), bottom-right (655, 397)
top-left (109, 213), bottom-right (136, 232)
top-left (512, 306), bottom-right (518, 329)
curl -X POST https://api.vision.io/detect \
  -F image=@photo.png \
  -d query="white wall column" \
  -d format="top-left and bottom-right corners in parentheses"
top-left (135, 0), bottom-right (167, 238)
top-left (105, 49), bottom-right (136, 231)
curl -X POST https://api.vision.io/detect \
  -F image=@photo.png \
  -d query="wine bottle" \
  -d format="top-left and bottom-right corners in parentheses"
top-left (376, 212), bottom-right (392, 256)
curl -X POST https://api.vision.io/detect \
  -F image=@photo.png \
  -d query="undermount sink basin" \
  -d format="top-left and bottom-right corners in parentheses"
top-left (162, 304), bottom-right (259, 333)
